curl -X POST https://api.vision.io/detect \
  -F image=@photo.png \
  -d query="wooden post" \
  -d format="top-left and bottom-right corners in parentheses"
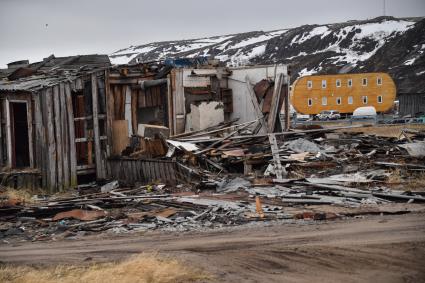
top-left (91, 73), bottom-right (106, 179)
top-left (167, 76), bottom-right (173, 135)
top-left (65, 83), bottom-right (78, 188)
top-left (124, 85), bottom-right (132, 136)
top-left (59, 83), bottom-right (70, 189)
top-left (268, 133), bottom-right (285, 179)
top-left (104, 69), bottom-right (113, 157)
top-left (53, 85), bottom-right (64, 191)
top-left (45, 87), bottom-right (57, 192)
top-left (131, 88), bottom-right (138, 134)
top-left (5, 98), bottom-right (12, 167)
top-left (284, 77), bottom-right (291, 131)
top-left (267, 73), bottom-right (284, 133)
top-left (34, 93), bottom-right (47, 188)
top-left (245, 76), bottom-right (267, 134)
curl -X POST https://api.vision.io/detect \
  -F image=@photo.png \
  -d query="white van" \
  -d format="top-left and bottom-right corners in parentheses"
top-left (352, 106), bottom-right (377, 120)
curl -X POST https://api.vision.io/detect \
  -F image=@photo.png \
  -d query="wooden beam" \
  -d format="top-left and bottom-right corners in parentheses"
top-left (26, 96), bottom-right (34, 168)
top-left (268, 133), bottom-right (285, 179)
top-left (245, 76), bottom-right (267, 133)
top-left (104, 69), bottom-right (113, 157)
top-left (53, 85), bottom-right (64, 191)
top-left (59, 83), bottom-right (70, 189)
top-left (45, 87), bottom-right (57, 192)
top-left (124, 85), bottom-right (132, 136)
top-left (267, 73), bottom-right (284, 133)
top-left (64, 83), bottom-right (78, 188)
top-left (91, 73), bottom-right (106, 179)
top-left (5, 98), bottom-right (11, 167)
top-left (167, 77), bottom-right (173, 135)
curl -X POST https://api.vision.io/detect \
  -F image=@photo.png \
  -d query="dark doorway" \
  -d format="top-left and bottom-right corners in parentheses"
top-left (10, 102), bottom-right (30, 167)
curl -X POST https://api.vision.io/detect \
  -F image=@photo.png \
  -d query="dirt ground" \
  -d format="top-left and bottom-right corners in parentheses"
top-left (1, 212), bottom-right (425, 283)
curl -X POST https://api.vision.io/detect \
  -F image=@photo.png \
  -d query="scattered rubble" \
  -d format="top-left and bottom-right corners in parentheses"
top-left (1, 123), bottom-right (425, 243)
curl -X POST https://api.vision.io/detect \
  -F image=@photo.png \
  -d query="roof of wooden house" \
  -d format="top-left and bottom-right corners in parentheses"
top-left (0, 54), bottom-right (111, 92)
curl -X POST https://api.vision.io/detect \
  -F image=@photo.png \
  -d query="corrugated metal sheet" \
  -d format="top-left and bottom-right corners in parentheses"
top-left (0, 75), bottom-right (74, 92)
top-left (107, 158), bottom-right (194, 185)
top-left (0, 54), bottom-right (111, 92)
top-left (398, 93), bottom-right (425, 116)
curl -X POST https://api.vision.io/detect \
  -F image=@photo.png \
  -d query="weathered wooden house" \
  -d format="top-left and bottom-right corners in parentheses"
top-left (0, 54), bottom-right (289, 191)
top-left (0, 55), bottom-right (111, 191)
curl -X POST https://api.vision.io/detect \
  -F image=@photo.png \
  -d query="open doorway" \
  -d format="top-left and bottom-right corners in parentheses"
top-left (10, 102), bottom-right (30, 168)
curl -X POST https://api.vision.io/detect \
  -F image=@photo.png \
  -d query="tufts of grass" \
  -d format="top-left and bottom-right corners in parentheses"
top-left (0, 253), bottom-right (209, 283)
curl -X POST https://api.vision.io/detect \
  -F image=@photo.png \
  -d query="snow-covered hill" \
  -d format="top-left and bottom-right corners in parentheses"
top-left (110, 16), bottom-right (425, 92)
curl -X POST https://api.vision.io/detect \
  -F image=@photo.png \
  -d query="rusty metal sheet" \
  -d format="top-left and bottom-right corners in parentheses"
top-left (254, 79), bottom-right (272, 101)
top-left (52, 209), bottom-right (107, 221)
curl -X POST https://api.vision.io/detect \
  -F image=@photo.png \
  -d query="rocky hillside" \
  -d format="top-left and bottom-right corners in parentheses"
top-left (110, 16), bottom-right (425, 93)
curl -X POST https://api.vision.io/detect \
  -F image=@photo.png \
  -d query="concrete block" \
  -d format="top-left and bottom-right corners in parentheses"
top-left (190, 101), bottom-right (224, 131)
top-left (137, 124), bottom-right (170, 138)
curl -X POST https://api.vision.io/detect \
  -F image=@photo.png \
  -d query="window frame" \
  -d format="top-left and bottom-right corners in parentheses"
top-left (347, 79), bottom-right (353, 87)
top-left (362, 78), bottom-right (368, 86)
top-left (307, 80), bottom-right (313, 89)
top-left (322, 80), bottom-right (327, 89)
top-left (377, 77), bottom-right (382, 85)
top-left (348, 96), bottom-right (353, 104)
top-left (307, 98), bottom-right (313, 107)
top-left (322, 96), bottom-right (327, 106)
top-left (336, 97), bottom-right (342, 105)
top-left (377, 95), bottom-right (383, 104)
top-left (362, 96), bottom-right (368, 104)
top-left (336, 79), bottom-right (341, 88)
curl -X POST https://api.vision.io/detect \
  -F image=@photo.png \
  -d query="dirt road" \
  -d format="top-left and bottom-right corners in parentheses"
top-left (1, 213), bottom-right (425, 283)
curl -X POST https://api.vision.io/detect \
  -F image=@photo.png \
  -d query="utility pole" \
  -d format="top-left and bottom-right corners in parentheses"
top-left (383, 0), bottom-right (386, 16)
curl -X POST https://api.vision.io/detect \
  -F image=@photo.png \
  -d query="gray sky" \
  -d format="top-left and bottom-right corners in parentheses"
top-left (0, 0), bottom-right (424, 68)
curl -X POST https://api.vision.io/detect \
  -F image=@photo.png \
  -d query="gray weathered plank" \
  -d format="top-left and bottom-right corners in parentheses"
top-left (91, 73), bottom-right (106, 179)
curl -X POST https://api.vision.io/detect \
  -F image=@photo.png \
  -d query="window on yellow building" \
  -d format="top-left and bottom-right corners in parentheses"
top-left (348, 96), bottom-right (353, 104)
top-left (378, 95), bottom-right (383, 103)
top-left (308, 98), bottom-right (313, 106)
top-left (307, 80), bottom-right (312, 89)
top-left (362, 96), bottom-right (368, 104)
top-left (362, 78), bottom-right (367, 86)
top-left (322, 80), bottom-right (327, 88)
top-left (336, 79), bottom-right (341, 87)
top-left (336, 97), bottom-right (342, 105)
top-left (322, 96), bottom-right (327, 105)
top-left (348, 79), bottom-right (353, 87)
top-left (377, 77), bottom-right (382, 85)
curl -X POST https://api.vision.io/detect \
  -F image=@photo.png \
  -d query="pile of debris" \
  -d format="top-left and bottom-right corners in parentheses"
top-left (1, 123), bottom-right (425, 243)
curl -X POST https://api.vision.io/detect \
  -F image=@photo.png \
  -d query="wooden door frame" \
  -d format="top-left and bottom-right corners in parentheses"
top-left (6, 99), bottom-right (34, 168)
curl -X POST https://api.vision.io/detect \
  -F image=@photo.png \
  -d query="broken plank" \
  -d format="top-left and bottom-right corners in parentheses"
top-left (268, 133), bottom-right (285, 179)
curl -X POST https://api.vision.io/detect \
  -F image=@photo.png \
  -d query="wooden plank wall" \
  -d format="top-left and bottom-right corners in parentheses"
top-left (106, 158), bottom-right (179, 185)
top-left (29, 71), bottom-right (107, 192)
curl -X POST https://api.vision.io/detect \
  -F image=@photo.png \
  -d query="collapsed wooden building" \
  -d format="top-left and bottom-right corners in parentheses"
top-left (0, 55), bottom-right (290, 191)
